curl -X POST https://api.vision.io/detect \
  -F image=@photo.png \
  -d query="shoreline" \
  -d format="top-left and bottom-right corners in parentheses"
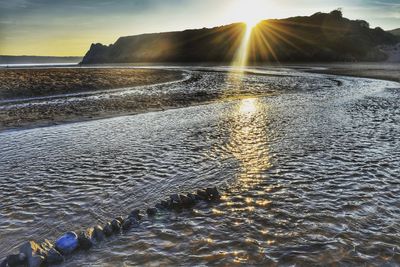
top-left (297, 62), bottom-right (400, 83)
top-left (0, 93), bottom-right (276, 133)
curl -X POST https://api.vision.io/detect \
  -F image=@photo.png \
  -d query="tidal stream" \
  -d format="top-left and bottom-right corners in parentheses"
top-left (1, 67), bottom-right (399, 265)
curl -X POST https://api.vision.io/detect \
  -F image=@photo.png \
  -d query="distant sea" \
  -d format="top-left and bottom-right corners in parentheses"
top-left (0, 56), bottom-right (82, 67)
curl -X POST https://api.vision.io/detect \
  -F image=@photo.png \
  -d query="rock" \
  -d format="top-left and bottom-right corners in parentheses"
top-left (115, 216), bottom-right (124, 224)
top-left (6, 253), bottom-right (26, 267)
top-left (179, 195), bottom-right (191, 208)
top-left (146, 208), bottom-right (157, 216)
top-left (187, 193), bottom-right (198, 203)
top-left (91, 226), bottom-right (105, 242)
top-left (155, 203), bottom-right (164, 210)
top-left (122, 217), bottom-right (140, 231)
top-left (160, 200), bottom-right (171, 209)
top-left (121, 218), bottom-right (133, 231)
top-left (39, 240), bottom-right (64, 265)
top-left (170, 194), bottom-right (181, 204)
top-left (46, 248), bottom-right (64, 265)
top-left (77, 231), bottom-right (93, 250)
top-left (196, 189), bottom-right (209, 200)
top-left (129, 209), bottom-right (142, 221)
top-left (206, 187), bottom-right (221, 200)
top-left (19, 241), bottom-right (45, 267)
top-left (103, 222), bottom-right (113, 237)
top-left (110, 219), bottom-right (121, 232)
top-left (55, 232), bottom-right (79, 255)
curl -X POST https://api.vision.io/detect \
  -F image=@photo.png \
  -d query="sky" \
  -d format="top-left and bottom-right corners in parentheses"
top-left (0, 0), bottom-right (399, 56)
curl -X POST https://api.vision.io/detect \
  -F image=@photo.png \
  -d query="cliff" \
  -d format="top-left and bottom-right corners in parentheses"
top-left (81, 10), bottom-right (399, 64)
top-left (389, 28), bottom-right (400, 37)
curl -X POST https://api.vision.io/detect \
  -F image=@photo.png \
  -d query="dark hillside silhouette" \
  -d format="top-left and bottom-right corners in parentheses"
top-left (82, 10), bottom-right (399, 64)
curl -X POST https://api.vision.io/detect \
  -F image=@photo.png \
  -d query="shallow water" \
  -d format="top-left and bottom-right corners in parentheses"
top-left (1, 67), bottom-right (400, 265)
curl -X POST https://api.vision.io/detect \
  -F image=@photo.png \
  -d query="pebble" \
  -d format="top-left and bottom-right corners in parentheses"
top-left (146, 208), bottom-right (157, 216)
top-left (77, 231), bottom-right (93, 250)
top-left (91, 226), bottom-right (105, 242)
top-left (55, 232), bottom-right (79, 255)
top-left (3, 187), bottom-right (222, 266)
top-left (103, 222), bottom-right (113, 237)
top-left (111, 219), bottom-right (122, 232)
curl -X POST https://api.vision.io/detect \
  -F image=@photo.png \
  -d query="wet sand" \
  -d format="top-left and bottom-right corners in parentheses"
top-left (1, 64), bottom-right (399, 132)
top-left (301, 63), bottom-right (400, 83)
top-left (0, 68), bottom-right (183, 100)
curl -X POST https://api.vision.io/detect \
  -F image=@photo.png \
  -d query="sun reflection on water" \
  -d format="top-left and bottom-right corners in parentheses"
top-left (239, 98), bottom-right (257, 114)
top-left (229, 98), bottom-right (271, 178)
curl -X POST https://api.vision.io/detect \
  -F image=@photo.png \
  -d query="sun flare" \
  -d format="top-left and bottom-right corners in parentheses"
top-left (226, 0), bottom-right (266, 27)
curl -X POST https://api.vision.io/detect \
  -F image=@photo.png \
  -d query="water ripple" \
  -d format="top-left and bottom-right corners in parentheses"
top-left (1, 69), bottom-right (400, 265)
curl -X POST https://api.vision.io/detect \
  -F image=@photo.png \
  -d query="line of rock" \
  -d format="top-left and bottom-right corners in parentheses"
top-left (1, 187), bottom-right (221, 267)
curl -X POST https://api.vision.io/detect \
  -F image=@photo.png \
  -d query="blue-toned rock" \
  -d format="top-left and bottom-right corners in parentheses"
top-left (55, 232), bottom-right (79, 255)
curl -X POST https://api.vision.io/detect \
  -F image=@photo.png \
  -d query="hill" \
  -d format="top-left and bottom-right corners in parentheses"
top-left (81, 10), bottom-right (399, 64)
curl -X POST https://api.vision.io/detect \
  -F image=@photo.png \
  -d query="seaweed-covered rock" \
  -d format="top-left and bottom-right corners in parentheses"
top-left (6, 253), bottom-right (26, 267)
top-left (103, 222), bottom-right (113, 237)
top-left (19, 241), bottom-right (45, 267)
top-left (55, 232), bottom-right (79, 255)
top-left (77, 231), bottom-right (93, 250)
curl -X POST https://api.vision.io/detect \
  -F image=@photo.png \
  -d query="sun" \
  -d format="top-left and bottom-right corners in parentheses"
top-left (245, 16), bottom-right (262, 28)
top-left (226, 0), bottom-right (266, 28)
